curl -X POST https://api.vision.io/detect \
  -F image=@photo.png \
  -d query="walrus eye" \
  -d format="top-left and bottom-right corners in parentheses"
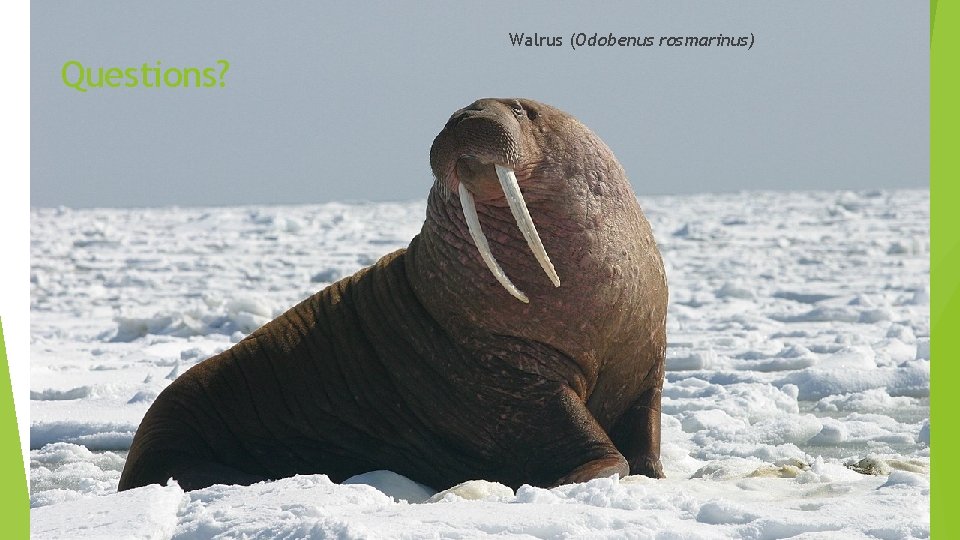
top-left (526, 108), bottom-right (539, 121)
top-left (511, 103), bottom-right (524, 117)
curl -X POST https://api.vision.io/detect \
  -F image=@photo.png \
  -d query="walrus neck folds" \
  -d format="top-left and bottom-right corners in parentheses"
top-left (407, 183), bottom-right (556, 331)
top-left (405, 173), bottom-right (597, 352)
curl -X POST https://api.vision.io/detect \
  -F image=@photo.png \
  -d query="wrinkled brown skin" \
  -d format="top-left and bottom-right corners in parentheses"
top-left (118, 98), bottom-right (667, 492)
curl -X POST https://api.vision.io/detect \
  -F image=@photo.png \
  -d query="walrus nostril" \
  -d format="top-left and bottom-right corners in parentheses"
top-left (449, 102), bottom-right (491, 124)
top-left (445, 114), bottom-right (464, 131)
top-left (446, 107), bottom-right (482, 130)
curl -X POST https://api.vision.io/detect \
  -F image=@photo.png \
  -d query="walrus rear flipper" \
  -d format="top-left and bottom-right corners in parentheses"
top-left (167, 460), bottom-right (268, 491)
top-left (609, 384), bottom-right (666, 479)
top-left (118, 450), bottom-right (267, 492)
top-left (609, 351), bottom-right (666, 479)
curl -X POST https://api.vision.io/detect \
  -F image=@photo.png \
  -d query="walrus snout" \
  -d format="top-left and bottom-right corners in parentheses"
top-left (430, 99), bottom-right (525, 186)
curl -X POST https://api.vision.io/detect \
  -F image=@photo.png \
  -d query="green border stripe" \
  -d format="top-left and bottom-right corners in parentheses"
top-left (0, 319), bottom-right (27, 537)
top-left (931, 0), bottom-right (956, 535)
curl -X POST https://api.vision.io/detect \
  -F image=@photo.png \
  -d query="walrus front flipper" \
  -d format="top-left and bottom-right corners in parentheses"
top-left (522, 386), bottom-right (629, 487)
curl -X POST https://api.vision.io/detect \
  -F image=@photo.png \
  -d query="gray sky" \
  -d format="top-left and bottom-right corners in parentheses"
top-left (32, 1), bottom-right (928, 208)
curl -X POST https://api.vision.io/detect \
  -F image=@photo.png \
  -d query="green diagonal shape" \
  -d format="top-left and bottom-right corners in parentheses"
top-left (0, 319), bottom-right (27, 537)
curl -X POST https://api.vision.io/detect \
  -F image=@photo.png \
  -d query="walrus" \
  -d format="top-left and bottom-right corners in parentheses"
top-left (118, 98), bottom-right (667, 492)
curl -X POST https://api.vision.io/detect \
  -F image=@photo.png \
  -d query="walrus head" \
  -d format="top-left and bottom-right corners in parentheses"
top-left (412, 97), bottom-right (660, 363)
top-left (429, 98), bottom-right (564, 303)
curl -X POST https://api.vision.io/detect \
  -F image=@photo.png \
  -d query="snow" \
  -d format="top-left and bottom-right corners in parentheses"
top-left (30, 189), bottom-right (929, 538)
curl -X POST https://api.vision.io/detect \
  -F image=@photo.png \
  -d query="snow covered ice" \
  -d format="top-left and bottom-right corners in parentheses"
top-left (30, 190), bottom-right (929, 538)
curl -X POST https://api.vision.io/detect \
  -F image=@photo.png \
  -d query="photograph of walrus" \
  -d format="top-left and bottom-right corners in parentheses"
top-left (30, 2), bottom-right (928, 538)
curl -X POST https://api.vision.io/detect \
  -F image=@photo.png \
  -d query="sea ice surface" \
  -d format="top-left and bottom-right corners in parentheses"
top-left (30, 190), bottom-right (929, 538)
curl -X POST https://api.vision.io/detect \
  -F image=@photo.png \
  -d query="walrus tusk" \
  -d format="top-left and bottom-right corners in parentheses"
top-left (494, 165), bottom-right (561, 288)
top-left (458, 182), bottom-right (530, 303)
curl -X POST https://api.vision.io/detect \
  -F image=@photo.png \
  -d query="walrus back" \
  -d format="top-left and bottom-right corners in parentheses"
top-left (119, 248), bottom-right (464, 491)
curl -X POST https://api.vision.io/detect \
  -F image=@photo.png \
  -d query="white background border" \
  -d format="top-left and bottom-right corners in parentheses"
top-left (1, 0), bottom-right (31, 476)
